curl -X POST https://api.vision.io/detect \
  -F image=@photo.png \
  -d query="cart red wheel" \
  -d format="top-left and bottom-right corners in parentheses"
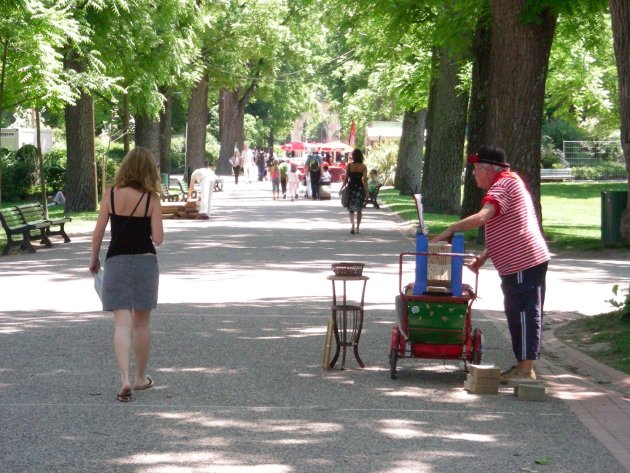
top-left (472, 328), bottom-right (483, 365)
top-left (389, 348), bottom-right (398, 379)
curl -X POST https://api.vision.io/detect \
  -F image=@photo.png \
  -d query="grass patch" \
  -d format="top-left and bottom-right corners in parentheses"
top-left (554, 312), bottom-right (630, 375)
top-left (379, 181), bottom-right (628, 252)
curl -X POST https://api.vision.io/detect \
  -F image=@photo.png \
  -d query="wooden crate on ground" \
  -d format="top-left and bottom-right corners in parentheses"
top-left (464, 364), bottom-right (500, 395)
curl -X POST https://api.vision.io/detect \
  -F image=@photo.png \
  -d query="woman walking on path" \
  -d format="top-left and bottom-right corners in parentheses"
top-left (89, 147), bottom-right (164, 402)
top-left (341, 148), bottom-right (368, 234)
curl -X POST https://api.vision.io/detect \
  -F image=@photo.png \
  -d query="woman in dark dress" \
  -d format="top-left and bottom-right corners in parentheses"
top-left (341, 148), bottom-right (369, 234)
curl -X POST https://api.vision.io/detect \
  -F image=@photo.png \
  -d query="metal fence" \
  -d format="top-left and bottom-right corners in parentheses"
top-left (562, 140), bottom-right (627, 180)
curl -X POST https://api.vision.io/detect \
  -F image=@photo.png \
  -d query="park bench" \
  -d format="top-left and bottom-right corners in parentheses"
top-left (364, 184), bottom-right (382, 209)
top-left (0, 207), bottom-right (39, 255)
top-left (540, 168), bottom-right (573, 181)
top-left (17, 202), bottom-right (72, 244)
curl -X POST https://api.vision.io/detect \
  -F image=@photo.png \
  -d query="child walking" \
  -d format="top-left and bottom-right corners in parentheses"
top-left (270, 159), bottom-right (280, 200)
top-left (288, 162), bottom-right (299, 201)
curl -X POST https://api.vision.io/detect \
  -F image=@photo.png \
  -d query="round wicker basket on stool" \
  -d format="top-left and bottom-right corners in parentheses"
top-left (331, 262), bottom-right (364, 277)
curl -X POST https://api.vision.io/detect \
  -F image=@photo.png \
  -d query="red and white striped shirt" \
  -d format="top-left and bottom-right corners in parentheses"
top-left (482, 171), bottom-right (550, 275)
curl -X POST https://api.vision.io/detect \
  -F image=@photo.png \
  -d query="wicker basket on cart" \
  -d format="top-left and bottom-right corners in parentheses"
top-left (332, 262), bottom-right (365, 277)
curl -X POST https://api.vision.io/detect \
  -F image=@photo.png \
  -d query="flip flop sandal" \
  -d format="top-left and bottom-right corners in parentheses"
top-left (134, 376), bottom-right (154, 391)
top-left (116, 388), bottom-right (132, 402)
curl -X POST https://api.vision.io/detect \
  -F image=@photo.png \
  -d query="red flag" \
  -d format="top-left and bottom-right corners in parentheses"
top-left (349, 120), bottom-right (356, 146)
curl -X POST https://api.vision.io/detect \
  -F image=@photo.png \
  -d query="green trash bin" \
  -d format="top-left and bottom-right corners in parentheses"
top-left (601, 191), bottom-right (628, 247)
top-left (161, 173), bottom-right (169, 188)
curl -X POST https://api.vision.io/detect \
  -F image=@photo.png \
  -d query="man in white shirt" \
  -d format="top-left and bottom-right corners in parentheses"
top-left (241, 143), bottom-right (254, 183)
top-left (189, 161), bottom-right (216, 219)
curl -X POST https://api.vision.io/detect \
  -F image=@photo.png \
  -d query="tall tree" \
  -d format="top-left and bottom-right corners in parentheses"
top-left (484, 1), bottom-right (557, 223)
top-left (396, 109), bottom-right (426, 195)
top-left (64, 53), bottom-right (98, 211)
top-left (609, 0), bottom-right (630, 243)
top-left (421, 47), bottom-right (469, 213)
top-left (461, 6), bottom-right (491, 220)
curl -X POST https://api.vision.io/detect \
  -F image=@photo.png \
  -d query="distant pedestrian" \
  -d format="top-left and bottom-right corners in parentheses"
top-left (241, 143), bottom-right (254, 184)
top-left (306, 152), bottom-right (322, 200)
top-left (288, 161), bottom-right (299, 201)
top-left (278, 160), bottom-right (289, 199)
top-left (89, 146), bottom-right (164, 402)
top-left (432, 145), bottom-right (550, 384)
top-left (340, 148), bottom-right (368, 234)
top-left (229, 150), bottom-right (242, 184)
top-left (270, 159), bottom-right (280, 200)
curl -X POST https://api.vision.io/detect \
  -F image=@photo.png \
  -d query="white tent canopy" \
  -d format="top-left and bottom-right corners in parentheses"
top-left (365, 121), bottom-right (402, 146)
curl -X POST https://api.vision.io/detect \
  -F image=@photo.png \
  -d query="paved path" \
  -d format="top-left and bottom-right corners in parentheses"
top-left (0, 179), bottom-right (629, 473)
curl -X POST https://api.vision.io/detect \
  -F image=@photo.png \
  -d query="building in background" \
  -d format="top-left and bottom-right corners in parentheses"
top-left (0, 128), bottom-right (53, 153)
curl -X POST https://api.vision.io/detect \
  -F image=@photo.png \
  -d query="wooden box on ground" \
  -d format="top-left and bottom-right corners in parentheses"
top-left (514, 381), bottom-right (546, 401)
top-left (464, 364), bottom-right (500, 395)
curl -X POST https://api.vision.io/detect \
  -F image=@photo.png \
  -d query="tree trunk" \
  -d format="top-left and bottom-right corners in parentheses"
top-left (422, 47), bottom-right (469, 214)
top-left (186, 74), bottom-right (209, 174)
top-left (610, 0), bottom-right (630, 244)
top-left (134, 114), bottom-right (160, 162)
top-left (159, 89), bottom-right (172, 174)
top-left (396, 109), bottom-right (425, 196)
top-left (64, 57), bottom-right (97, 212)
top-left (485, 1), bottom-right (556, 224)
top-left (421, 48), bottom-right (439, 196)
top-left (218, 89), bottom-right (240, 175)
top-left (462, 13), bottom-right (491, 220)
top-left (36, 109), bottom-right (47, 219)
top-left (122, 93), bottom-right (130, 155)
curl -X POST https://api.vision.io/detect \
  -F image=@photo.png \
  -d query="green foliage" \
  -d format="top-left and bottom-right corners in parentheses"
top-left (607, 284), bottom-right (630, 320)
top-left (541, 119), bottom-right (587, 148)
top-left (365, 141), bottom-right (399, 186)
top-left (0, 145), bottom-right (42, 200)
top-left (571, 163), bottom-right (627, 180)
top-left (205, 133), bottom-right (220, 162)
top-left (545, 12), bottom-right (619, 137)
top-left (43, 150), bottom-right (66, 192)
top-left (0, 1), bottom-right (78, 120)
top-left (541, 135), bottom-right (568, 168)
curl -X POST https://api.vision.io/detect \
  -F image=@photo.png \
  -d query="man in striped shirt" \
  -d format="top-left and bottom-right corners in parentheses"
top-left (433, 146), bottom-right (550, 383)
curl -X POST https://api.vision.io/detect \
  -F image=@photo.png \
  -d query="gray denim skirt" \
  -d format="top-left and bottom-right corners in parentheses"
top-left (102, 254), bottom-right (159, 311)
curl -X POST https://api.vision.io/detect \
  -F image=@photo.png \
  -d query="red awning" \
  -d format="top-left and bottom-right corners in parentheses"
top-left (281, 141), bottom-right (306, 151)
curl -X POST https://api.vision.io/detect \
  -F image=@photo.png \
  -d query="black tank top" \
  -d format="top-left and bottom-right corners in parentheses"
top-left (106, 189), bottom-right (156, 260)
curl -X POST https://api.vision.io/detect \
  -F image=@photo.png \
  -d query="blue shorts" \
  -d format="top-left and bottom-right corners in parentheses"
top-left (500, 261), bottom-right (548, 361)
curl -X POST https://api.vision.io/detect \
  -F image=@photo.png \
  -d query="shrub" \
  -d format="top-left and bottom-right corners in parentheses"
top-left (571, 162), bottom-right (626, 180)
top-left (44, 150), bottom-right (66, 193)
top-left (365, 141), bottom-right (399, 186)
top-left (541, 135), bottom-right (568, 169)
top-left (1, 146), bottom-right (37, 200)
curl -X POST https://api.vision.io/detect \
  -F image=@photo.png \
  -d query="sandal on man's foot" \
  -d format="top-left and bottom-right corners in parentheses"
top-left (350, 226), bottom-right (355, 234)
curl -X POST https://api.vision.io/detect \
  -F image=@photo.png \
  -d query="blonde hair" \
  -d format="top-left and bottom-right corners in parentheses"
top-left (113, 147), bottom-right (161, 195)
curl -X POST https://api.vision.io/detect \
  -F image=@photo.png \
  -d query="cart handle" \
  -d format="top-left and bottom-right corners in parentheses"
top-left (398, 251), bottom-right (480, 297)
